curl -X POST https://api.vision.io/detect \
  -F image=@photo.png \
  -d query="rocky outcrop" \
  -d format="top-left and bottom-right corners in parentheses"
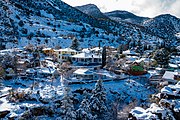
top-left (0, 110), bottom-right (10, 118)
top-left (19, 106), bottom-right (54, 119)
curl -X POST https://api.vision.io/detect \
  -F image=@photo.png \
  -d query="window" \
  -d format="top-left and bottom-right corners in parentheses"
top-left (72, 58), bottom-right (76, 61)
top-left (81, 59), bottom-right (84, 62)
top-left (94, 58), bottom-right (98, 62)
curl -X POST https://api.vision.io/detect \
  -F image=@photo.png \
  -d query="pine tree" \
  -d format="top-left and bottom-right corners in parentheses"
top-left (60, 87), bottom-right (76, 120)
top-left (70, 37), bottom-right (79, 50)
top-left (90, 80), bottom-right (107, 118)
top-left (117, 45), bottom-right (123, 54)
top-left (136, 40), bottom-right (143, 55)
top-left (76, 98), bottom-right (96, 120)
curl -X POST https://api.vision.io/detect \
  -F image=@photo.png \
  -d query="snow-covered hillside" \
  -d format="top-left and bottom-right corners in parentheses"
top-left (143, 14), bottom-right (180, 39)
top-left (0, 0), bottom-right (170, 50)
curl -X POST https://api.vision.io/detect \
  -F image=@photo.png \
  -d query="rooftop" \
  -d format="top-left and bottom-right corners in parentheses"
top-left (73, 68), bottom-right (94, 75)
top-left (71, 52), bottom-right (102, 58)
top-left (162, 71), bottom-right (178, 80)
top-left (54, 48), bottom-right (78, 52)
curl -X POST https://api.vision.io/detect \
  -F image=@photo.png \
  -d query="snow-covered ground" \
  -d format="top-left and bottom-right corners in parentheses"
top-left (0, 75), bottom-right (155, 119)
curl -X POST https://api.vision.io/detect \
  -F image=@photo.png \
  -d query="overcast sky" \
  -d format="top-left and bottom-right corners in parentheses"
top-left (62, 0), bottom-right (180, 18)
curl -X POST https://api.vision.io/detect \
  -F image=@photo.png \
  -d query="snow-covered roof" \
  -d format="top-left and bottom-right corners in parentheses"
top-left (140, 58), bottom-right (154, 63)
top-left (135, 59), bottom-right (143, 63)
top-left (91, 47), bottom-right (102, 52)
top-left (37, 67), bottom-right (57, 74)
top-left (0, 49), bottom-right (14, 53)
top-left (71, 52), bottom-right (102, 58)
top-left (169, 63), bottom-right (178, 68)
top-left (82, 47), bottom-right (102, 53)
top-left (56, 48), bottom-right (78, 52)
top-left (162, 71), bottom-right (177, 80)
top-left (122, 50), bottom-right (138, 55)
top-left (73, 68), bottom-right (94, 75)
top-left (45, 57), bottom-right (53, 61)
top-left (126, 56), bottom-right (138, 62)
top-left (155, 67), bottom-right (164, 71)
top-left (0, 49), bottom-right (13, 55)
top-left (42, 48), bottom-right (53, 51)
top-left (17, 59), bottom-right (30, 64)
top-left (82, 48), bottom-right (91, 53)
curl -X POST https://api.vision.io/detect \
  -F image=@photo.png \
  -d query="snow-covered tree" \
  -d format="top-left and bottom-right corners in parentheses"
top-left (60, 87), bottom-right (76, 120)
top-left (76, 98), bottom-right (96, 120)
top-left (90, 80), bottom-right (107, 118)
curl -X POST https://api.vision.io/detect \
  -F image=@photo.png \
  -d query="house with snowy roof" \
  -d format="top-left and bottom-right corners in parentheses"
top-left (54, 48), bottom-right (80, 62)
top-left (42, 48), bottom-right (54, 56)
top-left (71, 68), bottom-right (113, 82)
top-left (162, 71), bottom-right (179, 84)
top-left (36, 67), bottom-right (59, 78)
top-left (71, 52), bottom-right (102, 66)
top-left (72, 68), bottom-right (98, 81)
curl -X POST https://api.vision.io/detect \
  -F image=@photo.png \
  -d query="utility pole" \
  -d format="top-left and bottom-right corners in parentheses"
top-left (102, 46), bottom-right (106, 68)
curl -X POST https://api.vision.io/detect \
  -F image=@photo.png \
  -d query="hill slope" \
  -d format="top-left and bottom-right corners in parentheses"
top-left (143, 14), bottom-right (180, 40)
top-left (0, 0), bottom-right (178, 50)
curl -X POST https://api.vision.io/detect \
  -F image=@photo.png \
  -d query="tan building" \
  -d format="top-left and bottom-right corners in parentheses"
top-left (54, 48), bottom-right (79, 62)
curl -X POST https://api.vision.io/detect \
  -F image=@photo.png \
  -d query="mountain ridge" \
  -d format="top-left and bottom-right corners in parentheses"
top-left (75, 4), bottom-right (109, 20)
top-left (104, 10), bottom-right (149, 25)
top-left (0, 0), bottom-right (179, 50)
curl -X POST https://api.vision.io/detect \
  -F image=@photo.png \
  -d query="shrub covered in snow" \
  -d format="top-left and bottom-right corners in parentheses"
top-left (129, 82), bottom-right (180, 120)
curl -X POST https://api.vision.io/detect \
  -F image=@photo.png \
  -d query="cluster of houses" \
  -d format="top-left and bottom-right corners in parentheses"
top-left (43, 47), bottom-right (102, 66)
top-left (0, 44), bottom-right (180, 85)
top-left (149, 51), bottom-right (180, 86)
top-left (0, 46), bottom-right (104, 82)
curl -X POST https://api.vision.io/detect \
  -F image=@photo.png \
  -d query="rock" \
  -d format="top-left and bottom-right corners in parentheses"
top-left (19, 106), bottom-right (54, 119)
top-left (0, 110), bottom-right (10, 118)
top-left (173, 111), bottom-right (180, 120)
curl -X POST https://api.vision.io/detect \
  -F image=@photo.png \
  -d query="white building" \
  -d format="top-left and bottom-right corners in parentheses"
top-left (71, 52), bottom-right (102, 65)
top-left (73, 68), bottom-right (98, 80)
top-left (162, 71), bottom-right (179, 84)
top-left (122, 50), bottom-right (139, 56)
top-left (72, 68), bottom-right (112, 82)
